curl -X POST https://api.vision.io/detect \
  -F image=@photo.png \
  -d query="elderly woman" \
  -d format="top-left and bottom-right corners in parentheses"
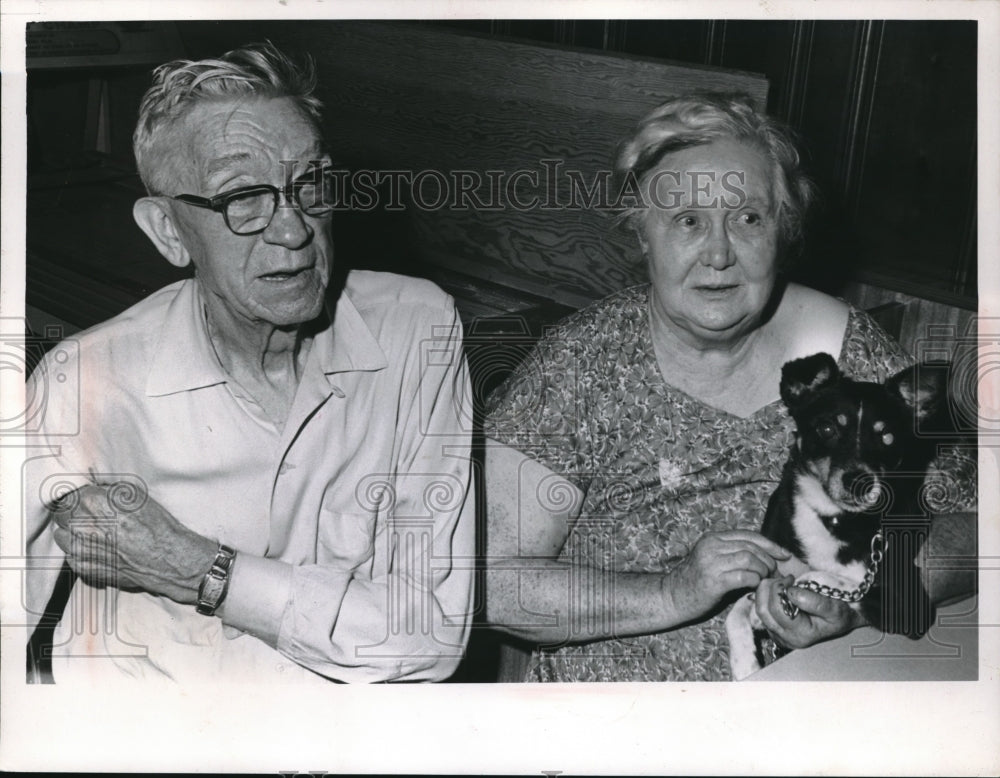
top-left (482, 93), bottom-right (975, 682)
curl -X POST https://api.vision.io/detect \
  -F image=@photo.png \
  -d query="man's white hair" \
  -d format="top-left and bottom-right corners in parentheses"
top-left (133, 41), bottom-right (324, 195)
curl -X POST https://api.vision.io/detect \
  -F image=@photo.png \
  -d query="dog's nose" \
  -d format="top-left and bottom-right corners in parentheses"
top-left (842, 469), bottom-right (869, 494)
top-left (842, 470), bottom-right (882, 504)
top-left (842, 470), bottom-right (864, 491)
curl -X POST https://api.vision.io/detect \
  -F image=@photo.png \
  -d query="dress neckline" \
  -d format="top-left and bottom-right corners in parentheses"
top-left (637, 285), bottom-right (854, 423)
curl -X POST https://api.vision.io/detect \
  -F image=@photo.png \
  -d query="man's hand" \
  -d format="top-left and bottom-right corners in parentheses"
top-left (753, 575), bottom-right (866, 649)
top-left (51, 484), bottom-right (217, 604)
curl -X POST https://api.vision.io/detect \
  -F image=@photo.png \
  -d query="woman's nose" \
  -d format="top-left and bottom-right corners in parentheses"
top-left (701, 223), bottom-right (735, 269)
top-left (263, 204), bottom-right (314, 249)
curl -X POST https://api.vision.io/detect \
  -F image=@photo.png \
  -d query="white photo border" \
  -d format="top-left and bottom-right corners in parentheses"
top-left (1, 1), bottom-right (997, 774)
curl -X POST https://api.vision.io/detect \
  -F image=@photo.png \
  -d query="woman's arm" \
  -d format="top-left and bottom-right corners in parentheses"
top-left (484, 440), bottom-right (790, 645)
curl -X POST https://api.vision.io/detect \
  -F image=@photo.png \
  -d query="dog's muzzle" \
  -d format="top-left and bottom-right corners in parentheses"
top-left (837, 469), bottom-right (884, 509)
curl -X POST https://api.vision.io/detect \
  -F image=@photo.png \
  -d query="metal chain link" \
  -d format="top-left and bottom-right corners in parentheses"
top-left (778, 530), bottom-right (886, 620)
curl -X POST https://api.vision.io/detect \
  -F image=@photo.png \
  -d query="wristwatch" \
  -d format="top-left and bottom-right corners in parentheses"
top-left (196, 543), bottom-right (237, 616)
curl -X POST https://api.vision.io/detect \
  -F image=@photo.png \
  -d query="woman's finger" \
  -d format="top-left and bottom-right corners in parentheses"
top-left (714, 530), bottom-right (792, 560)
top-left (720, 548), bottom-right (773, 580)
top-left (718, 567), bottom-right (765, 592)
top-left (784, 585), bottom-right (847, 622)
top-left (753, 576), bottom-right (796, 633)
top-left (697, 538), bottom-right (779, 578)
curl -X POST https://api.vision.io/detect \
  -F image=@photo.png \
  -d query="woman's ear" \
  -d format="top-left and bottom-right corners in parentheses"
top-left (133, 198), bottom-right (191, 268)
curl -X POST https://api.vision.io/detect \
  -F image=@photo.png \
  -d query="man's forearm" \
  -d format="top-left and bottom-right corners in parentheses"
top-left (917, 512), bottom-right (977, 606)
top-left (223, 557), bottom-right (467, 681)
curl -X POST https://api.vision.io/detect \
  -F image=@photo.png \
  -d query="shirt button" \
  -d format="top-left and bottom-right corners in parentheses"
top-left (331, 385), bottom-right (346, 399)
top-left (278, 462), bottom-right (296, 475)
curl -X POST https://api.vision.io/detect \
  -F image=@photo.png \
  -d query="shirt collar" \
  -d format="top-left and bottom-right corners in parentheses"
top-left (313, 283), bottom-right (388, 376)
top-left (145, 280), bottom-right (229, 397)
top-left (146, 278), bottom-right (387, 397)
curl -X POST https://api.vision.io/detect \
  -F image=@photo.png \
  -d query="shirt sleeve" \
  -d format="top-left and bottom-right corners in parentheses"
top-left (22, 348), bottom-right (93, 638)
top-left (221, 298), bottom-right (475, 682)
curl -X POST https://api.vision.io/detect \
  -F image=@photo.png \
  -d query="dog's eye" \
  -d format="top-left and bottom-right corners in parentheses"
top-left (816, 423), bottom-right (837, 439)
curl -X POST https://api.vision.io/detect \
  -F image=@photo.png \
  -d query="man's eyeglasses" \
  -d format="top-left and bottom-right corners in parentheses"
top-left (169, 165), bottom-right (335, 235)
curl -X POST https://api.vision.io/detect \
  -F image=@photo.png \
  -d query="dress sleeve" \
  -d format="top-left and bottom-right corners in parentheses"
top-left (482, 320), bottom-right (593, 490)
top-left (839, 305), bottom-right (915, 381)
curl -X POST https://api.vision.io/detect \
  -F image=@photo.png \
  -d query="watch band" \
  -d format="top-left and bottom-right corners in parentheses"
top-left (196, 543), bottom-right (237, 616)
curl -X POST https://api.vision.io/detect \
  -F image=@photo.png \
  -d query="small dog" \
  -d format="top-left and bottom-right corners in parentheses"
top-left (726, 352), bottom-right (947, 680)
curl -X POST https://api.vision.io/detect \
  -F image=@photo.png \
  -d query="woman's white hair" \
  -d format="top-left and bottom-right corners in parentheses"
top-left (133, 41), bottom-right (323, 195)
top-left (614, 92), bottom-right (816, 263)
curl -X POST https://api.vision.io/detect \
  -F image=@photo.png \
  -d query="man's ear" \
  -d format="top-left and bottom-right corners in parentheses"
top-left (133, 198), bottom-right (191, 268)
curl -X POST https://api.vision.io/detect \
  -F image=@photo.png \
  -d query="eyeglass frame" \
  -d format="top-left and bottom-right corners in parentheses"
top-left (168, 164), bottom-right (336, 236)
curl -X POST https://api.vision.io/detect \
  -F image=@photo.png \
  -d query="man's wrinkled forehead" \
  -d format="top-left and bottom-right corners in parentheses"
top-left (171, 96), bottom-right (325, 190)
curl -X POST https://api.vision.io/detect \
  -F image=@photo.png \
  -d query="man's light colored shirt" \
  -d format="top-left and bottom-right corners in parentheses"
top-left (24, 271), bottom-right (475, 683)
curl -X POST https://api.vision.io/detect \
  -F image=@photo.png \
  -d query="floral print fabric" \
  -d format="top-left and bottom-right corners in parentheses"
top-left (483, 284), bottom-right (975, 682)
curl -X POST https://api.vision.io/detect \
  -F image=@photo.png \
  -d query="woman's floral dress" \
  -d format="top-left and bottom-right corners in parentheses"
top-left (483, 284), bottom-right (975, 682)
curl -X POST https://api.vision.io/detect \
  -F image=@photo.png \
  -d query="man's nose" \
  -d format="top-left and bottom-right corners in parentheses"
top-left (700, 221), bottom-right (736, 270)
top-left (262, 204), bottom-right (314, 249)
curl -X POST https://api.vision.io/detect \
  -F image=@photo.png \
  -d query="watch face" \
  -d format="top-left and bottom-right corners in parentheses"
top-left (197, 546), bottom-right (235, 615)
top-left (197, 572), bottom-right (226, 614)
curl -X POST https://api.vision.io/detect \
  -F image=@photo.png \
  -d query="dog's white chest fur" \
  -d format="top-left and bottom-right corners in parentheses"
top-left (725, 473), bottom-right (873, 680)
top-left (792, 475), bottom-right (866, 585)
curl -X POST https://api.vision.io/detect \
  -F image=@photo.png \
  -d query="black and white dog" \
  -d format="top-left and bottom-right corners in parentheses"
top-left (726, 352), bottom-right (947, 680)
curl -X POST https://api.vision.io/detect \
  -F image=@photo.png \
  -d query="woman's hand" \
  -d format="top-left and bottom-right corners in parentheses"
top-left (663, 530), bottom-right (792, 623)
top-left (753, 575), bottom-right (866, 649)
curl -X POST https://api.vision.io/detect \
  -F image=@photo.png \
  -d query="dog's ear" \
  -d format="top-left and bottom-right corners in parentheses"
top-left (887, 362), bottom-right (948, 422)
top-left (780, 352), bottom-right (840, 410)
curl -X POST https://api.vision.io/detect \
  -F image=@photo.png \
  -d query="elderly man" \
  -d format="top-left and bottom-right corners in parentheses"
top-left (24, 43), bottom-right (474, 683)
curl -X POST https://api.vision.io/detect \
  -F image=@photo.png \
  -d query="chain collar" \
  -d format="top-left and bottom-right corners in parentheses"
top-left (779, 529), bottom-right (886, 620)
